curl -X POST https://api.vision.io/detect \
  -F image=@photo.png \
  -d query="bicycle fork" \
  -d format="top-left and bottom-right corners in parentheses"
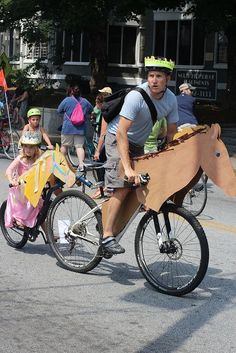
top-left (152, 210), bottom-right (174, 254)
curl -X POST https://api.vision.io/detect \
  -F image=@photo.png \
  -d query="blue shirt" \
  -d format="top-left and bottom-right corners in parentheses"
top-left (108, 82), bottom-right (179, 146)
top-left (57, 96), bottom-right (93, 135)
top-left (176, 94), bottom-right (198, 126)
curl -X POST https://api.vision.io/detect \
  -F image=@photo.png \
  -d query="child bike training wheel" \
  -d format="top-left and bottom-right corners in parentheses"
top-left (0, 201), bottom-right (28, 248)
top-left (135, 203), bottom-right (209, 296)
top-left (47, 189), bottom-right (103, 273)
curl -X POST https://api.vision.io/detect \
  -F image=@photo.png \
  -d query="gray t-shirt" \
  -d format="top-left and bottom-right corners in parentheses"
top-left (108, 82), bottom-right (179, 146)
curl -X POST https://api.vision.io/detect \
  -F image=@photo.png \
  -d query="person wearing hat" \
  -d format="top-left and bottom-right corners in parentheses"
top-left (5, 131), bottom-right (43, 229)
top-left (100, 56), bottom-right (179, 256)
top-left (98, 87), bottom-right (112, 95)
top-left (22, 108), bottom-right (54, 149)
top-left (176, 82), bottom-right (198, 127)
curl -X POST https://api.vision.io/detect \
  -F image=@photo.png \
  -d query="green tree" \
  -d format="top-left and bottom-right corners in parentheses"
top-left (0, 0), bottom-right (235, 104)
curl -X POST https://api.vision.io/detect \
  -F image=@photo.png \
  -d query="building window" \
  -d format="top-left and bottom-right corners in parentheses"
top-left (216, 32), bottom-right (227, 64)
top-left (154, 20), bottom-right (204, 65)
top-left (55, 31), bottom-right (89, 62)
top-left (0, 29), bottom-right (20, 60)
top-left (26, 42), bottom-right (48, 60)
top-left (108, 25), bottom-right (137, 64)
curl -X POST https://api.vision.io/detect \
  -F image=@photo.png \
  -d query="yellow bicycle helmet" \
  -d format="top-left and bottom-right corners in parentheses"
top-left (144, 56), bottom-right (175, 74)
top-left (20, 131), bottom-right (42, 146)
top-left (27, 108), bottom-right (41, 119)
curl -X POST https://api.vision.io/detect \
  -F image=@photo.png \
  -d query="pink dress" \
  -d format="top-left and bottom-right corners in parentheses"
top-left (5, 156), bottom-right (43, 228)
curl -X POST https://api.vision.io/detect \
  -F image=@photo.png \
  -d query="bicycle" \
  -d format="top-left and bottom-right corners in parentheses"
top-left (0, 147), bottom-right (75, 249)
top-left (183, 174), bottom-right (208, 216)
top-left (0, 117), bottom-right (20, 160)
top-left (46, 168), bottom-right (209, 297)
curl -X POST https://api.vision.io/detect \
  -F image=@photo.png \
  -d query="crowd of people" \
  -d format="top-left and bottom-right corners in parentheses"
top-left (3, 55), bottom-right (200, 256)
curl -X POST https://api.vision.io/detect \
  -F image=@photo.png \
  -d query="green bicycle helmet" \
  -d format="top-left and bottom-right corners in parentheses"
top-left (27, 108), bottom-right (41, 118)
top-left (144, 56), bottom-right (175, 74)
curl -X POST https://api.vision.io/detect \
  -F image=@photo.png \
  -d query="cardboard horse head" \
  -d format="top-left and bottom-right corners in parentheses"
top-left (20, 145), bottom-right (75, 207)
top-left (102, 124), bottom-right (236, 233)
top-left (134, 123), bottom-right (236, 211)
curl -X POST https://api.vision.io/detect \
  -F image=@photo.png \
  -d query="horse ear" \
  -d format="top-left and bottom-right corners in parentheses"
top-left (55, 144), bottom-right (60, 152)
top-left (210, 123), bottom-right (221, 140)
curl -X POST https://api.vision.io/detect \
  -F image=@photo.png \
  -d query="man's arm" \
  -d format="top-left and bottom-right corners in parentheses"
top-left (167, 122), bottom-right (177, 142)
top-left (116, 116), bottom-right (140, 184)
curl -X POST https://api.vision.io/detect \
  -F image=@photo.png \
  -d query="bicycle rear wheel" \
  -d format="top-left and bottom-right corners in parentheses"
top-left (2, 129), bottom-right (20, 160)
top-left (47, 189), bottom-right (103, 273)
top-left (183, 175), bottom-right (207, 216)
top-left (135, 203), bottom-right (209, 296)
top-left (0, 201), bottom-right (28, 248)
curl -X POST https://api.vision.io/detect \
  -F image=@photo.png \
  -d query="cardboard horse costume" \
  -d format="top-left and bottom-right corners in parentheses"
top-left (102, 124), bottom-right (236, 233)
top-left (19, 145), bottom-right (75, 207)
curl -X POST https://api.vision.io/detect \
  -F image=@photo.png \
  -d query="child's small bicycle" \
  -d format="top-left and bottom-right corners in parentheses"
top-left (0, 146), bottom-right (75, 249)
top-left (0, 179), bottom-right (63, 248)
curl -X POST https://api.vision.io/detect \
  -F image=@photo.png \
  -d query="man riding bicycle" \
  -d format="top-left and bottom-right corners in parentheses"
top-left (101, 56), bottom-right (179, 255)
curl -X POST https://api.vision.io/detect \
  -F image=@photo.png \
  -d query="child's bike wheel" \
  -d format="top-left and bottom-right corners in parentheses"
top-left (0, 201), bottom-right (28, 248)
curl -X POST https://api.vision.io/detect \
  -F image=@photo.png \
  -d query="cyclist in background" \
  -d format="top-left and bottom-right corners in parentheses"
top-left (22, 108), bottom-right (54, 149)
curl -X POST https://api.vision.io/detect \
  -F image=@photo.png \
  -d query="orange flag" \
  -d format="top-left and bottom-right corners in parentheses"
top-left (0, 69), bottom-right (8, 91)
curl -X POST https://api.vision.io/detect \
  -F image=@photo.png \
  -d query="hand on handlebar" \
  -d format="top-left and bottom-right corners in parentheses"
top-left (124, 173), bottom-right (150, 187)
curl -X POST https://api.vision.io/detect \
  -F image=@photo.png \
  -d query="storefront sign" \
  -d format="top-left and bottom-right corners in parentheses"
top-left (176, 70), bottom-right (217, 100)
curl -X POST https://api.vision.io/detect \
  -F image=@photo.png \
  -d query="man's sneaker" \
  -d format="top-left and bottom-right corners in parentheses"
top-left (101, 236), bottom-right (125, 255)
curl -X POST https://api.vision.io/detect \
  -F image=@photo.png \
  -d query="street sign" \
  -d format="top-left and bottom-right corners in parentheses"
top-left (176, 69), bottom-right (217, 101)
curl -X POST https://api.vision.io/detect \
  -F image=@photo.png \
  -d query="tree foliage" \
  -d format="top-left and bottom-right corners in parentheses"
top-left (0, 0), bottom-right (235, 101)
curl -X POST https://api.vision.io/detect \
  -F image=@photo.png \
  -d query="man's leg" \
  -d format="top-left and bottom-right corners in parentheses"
top-left (101, 187), bottom-right (130, 254)
top-left (76, 146), bottom-right (85, 169)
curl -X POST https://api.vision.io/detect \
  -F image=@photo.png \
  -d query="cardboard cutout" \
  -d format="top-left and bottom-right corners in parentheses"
top-left (20, 145), bottom-right (75, 207)
top-left (102, 124), bottom-right (236, 233)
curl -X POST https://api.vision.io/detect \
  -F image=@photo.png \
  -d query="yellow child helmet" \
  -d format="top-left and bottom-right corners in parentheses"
top-left (20, 131), bottom-right (42, 146)
top-left (27, 108), bottom-right (41, 119)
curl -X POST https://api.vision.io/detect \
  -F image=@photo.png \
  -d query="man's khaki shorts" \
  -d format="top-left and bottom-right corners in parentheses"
top-left (104, 131), bottom-right (144, 190)
top-left (61, 134), bottom-right (85, 148)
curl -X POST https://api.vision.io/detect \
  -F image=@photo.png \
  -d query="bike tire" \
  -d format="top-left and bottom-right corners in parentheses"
top-left (2, 129), bottom-right (20, 160)
top-left (183, 174), bottom-right (208, 216)
top-left (135, 203), bottom-right (209, 296)
top-left (0, 201), bottom-right (28, 248)
top-left (67, 146), bottom-right (78, 168)
top-left (47, 189), bottom-right (103, 273)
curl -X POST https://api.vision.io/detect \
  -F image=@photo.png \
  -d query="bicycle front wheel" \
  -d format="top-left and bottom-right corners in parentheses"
top-left (0, 201), bottom-right (28, 248)
top-left (183, 175), bottom-right (208, 216)
top-left (135, 203), bottom-right (209, 296)
top-left (47, 189), bottom-right (103, 273)
top-left (2, 129), bottom-right (20, 160)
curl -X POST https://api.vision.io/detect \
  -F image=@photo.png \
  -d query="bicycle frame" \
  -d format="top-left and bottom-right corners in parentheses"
top-left (68, 197), bottom-right (142, 244)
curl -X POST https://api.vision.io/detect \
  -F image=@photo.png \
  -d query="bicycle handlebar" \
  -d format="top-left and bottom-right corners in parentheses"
top-left (124, 173), bottom-right (150, 187)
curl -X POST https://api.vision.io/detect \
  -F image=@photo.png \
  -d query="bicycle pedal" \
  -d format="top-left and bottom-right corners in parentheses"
top-left (103, 250), bottom-right (113, 259)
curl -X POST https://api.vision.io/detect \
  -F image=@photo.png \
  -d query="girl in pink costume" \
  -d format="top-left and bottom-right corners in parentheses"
top-left (5, 131), bottom-right (43, 229)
